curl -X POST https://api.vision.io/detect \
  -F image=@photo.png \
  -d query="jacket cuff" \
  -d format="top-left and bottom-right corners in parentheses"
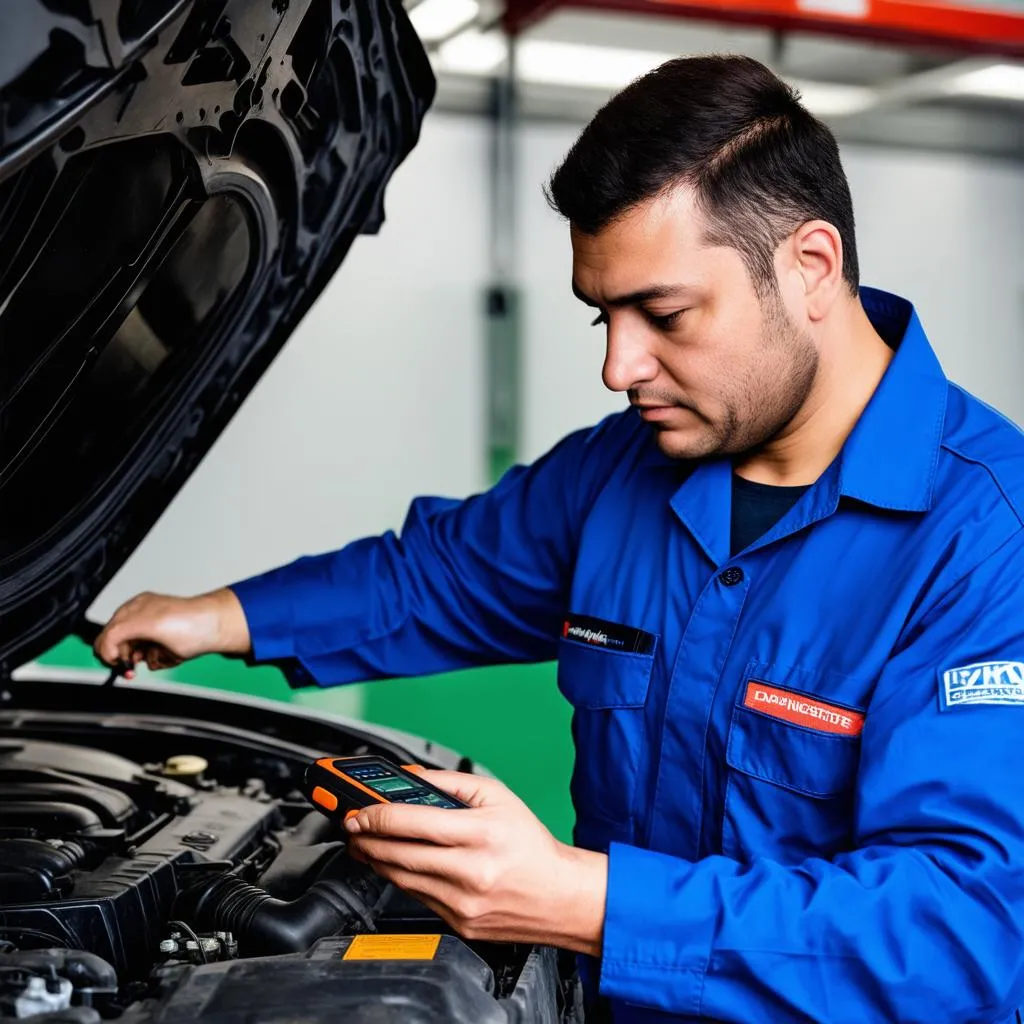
top-left (599, 841), bottom-right (709, 1015)
top-left (229, 575), bottom-right (296, 663)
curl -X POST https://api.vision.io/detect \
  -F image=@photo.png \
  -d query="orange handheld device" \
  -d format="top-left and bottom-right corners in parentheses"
top-left (303, 755), bottom-right (468, 824)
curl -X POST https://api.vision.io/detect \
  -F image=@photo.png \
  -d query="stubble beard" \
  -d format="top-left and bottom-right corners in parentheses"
top-left (653, 297), bottom-right (820, 461)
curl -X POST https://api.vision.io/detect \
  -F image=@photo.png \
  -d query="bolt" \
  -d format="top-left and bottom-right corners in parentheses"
top-left (159, 940), bottom-right (178, 954)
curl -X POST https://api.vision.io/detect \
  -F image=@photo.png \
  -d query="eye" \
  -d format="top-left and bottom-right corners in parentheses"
top-left (646, 309), bottom-right (686, 330)
top-left (590, 311), bottom-right (608, 327)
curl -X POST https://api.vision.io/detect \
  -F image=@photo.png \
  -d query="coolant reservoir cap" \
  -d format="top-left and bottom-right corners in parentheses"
top-left (163, 754), bottom-right (209, 777)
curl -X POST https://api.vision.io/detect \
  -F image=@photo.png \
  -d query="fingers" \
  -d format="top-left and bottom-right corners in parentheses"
top-left (361, 862), bottom-right (459, 923)
top-left (96, 596), bottom-right (147, 666)
top-left (144, 645), bottom-right (181, 671)
top-left (413, 770), bottom-right (514, 808)
top-left (347, 834), bottom-right (460, 875)
top-left (347, 801), bottom-right (486, 846)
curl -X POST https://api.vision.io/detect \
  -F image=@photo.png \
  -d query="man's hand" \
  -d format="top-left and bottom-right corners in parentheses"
top-left (344, 771), bottom-right (606, 956)
top-left (94, 589), bottom-right (252, 675)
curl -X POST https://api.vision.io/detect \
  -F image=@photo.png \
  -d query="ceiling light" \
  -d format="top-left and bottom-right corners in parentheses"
top-left (941, 63), bottom-right (1024, 102)
top-left (796, 0), bottom-right (868, 17)
top-left (517, 40), bottom-right (676, 91)
top-left (409, 0), bottom-right (479, 43)
top-left (432, 33), bottom-right (879, 118)
top-left (437, 28), bottom-right (507, 75)
top-left (789, 79), bottom-right (877, 117)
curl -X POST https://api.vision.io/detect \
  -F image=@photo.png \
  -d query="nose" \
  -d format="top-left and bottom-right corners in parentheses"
top-left (602, 317), bottom-right (659, 394)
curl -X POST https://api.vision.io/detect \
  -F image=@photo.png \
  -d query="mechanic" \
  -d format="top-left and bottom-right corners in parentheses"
top-left (95, 55), bottom-right (1024, 1022)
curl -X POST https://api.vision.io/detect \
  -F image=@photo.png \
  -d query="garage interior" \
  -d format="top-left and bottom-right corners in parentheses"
top-left (3, 0), bottom-right (1024, 1018)
top-left (27, 0), bottom-right (1020, 841)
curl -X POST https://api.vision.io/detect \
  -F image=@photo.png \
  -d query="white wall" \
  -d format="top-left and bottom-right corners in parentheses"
top-left (847, 147), bottom-right (1024, 422)
top-left (92, 113), bottom-right (1024, 621)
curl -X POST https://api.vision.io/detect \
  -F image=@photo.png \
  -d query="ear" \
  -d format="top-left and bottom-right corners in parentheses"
top-left (786, 220), bottom-right (844, 322)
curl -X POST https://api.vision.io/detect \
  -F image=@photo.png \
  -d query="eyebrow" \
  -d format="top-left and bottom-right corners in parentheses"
top-left (571, 280), bottom-right (697, 308)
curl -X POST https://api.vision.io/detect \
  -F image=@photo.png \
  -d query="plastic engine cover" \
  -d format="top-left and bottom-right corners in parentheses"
top-left (121, 935), bottom-right (562, 1023)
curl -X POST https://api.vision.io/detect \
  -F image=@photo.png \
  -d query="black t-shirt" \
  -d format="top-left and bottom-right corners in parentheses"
top-left (730, 474), bottom-right (810, 556)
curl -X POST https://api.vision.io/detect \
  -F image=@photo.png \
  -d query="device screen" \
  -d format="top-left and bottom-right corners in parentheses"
top-left (345, 762), bottom-right (461, 807)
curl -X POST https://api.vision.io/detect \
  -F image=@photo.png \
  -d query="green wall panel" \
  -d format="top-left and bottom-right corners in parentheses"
top-left (36, 639), bottom-right (576, 842)
top-left (359, 662), bottom-right (575, 842)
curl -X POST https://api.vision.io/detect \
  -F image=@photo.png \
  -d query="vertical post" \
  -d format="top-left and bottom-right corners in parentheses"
top-left (484, 34), bottom-right (521, 483)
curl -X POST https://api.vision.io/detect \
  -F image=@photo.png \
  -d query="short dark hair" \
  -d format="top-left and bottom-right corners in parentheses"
top-left (547, 54), bottom-right (859, 295)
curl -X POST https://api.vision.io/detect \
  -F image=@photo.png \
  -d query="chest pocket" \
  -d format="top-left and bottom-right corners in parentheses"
top-left (556, 631), bottom-right (655, 850)
top-left (722, 661), bottom-right (865, 864)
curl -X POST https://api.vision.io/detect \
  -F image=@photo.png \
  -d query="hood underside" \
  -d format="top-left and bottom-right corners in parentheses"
top-left (0, 0), bottom-right (434, 678)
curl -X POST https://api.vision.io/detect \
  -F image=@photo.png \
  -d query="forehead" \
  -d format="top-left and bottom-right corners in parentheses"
top-left (570, 185), bottom-right (710, 290)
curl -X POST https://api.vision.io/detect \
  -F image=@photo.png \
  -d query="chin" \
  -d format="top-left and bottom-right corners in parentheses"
top-left (652, 427), bottom-right (721, 461)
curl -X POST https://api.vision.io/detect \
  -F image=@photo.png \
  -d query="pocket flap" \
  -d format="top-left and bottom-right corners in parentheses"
top-left (556, 636), bottom-right (655, 709)
top-left (726, 703), bottom-right (860, 799)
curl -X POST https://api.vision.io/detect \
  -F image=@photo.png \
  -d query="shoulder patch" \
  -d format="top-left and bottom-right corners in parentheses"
top-left (941, 661), bottom-right (1024, 710)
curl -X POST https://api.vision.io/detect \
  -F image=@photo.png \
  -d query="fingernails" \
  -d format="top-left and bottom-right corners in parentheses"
top-left (344, 816), bottom-right (361, 834)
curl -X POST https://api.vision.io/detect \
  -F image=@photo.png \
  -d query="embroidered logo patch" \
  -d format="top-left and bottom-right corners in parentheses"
top-left (743, 681), bottom-right (865, 737)
top-left (941, 661), bottom-right (1024, 710)
top-left (561, 615), bottom-right (655, 655)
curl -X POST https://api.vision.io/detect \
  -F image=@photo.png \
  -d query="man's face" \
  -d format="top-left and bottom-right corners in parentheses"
top-left (570, 186), bottom-right (819, 460)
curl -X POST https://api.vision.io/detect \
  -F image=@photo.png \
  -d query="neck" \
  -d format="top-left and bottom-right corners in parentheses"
top-left (734, 298), bottom-right (893, 487)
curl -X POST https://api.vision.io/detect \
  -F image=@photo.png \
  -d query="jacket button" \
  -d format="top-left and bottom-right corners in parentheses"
top-left (719, 567), bottom-right (745, 587)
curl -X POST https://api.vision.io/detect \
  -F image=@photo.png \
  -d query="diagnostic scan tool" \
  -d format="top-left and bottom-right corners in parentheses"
top-left (304, 755), bottom-right (468, 824)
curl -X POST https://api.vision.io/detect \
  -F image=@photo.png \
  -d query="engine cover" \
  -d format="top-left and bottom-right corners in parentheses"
top-left (120, 937), bottom-right (562, 1024)
top-left (0, 740), bottom-right (282, 978)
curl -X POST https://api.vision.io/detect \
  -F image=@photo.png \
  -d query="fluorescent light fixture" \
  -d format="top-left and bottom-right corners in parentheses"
top-left (433, 33), bottom-right (879, 118)
top-left (437, 28), bottom-right (507, 75)
top-left (941, 63), bottom-right (1024, 102)
top-left (789, 79), bottom-right (877, 117)
top-left (517, 40), bottom-right (676, 91)
top-left (409, 0), bottom-right (479, 43)
top-left (796, 0), bottom-right (868, 17)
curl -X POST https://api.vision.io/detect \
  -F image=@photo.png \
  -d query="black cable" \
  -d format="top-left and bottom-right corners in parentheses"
top-left (167, 920), bottom-right (208, 965)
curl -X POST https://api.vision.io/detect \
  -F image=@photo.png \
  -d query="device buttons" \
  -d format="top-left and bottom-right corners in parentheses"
top-left (312, 785), bottom-right (339, 812)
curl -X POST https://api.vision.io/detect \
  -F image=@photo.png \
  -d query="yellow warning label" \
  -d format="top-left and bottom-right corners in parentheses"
top-left (342, 934), bottom-right (441, 961)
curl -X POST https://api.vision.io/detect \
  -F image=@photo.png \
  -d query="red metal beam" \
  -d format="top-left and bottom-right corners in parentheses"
top-left (503, 0), bottom-right (1024, 58)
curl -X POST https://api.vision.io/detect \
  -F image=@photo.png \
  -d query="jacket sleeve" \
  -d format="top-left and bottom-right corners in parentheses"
top-left (229, 414), bottom-right (636, 686)
top-left (600, 528), bottom-right (1024, 1023)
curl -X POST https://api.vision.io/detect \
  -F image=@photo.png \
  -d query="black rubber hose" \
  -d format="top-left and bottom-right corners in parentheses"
top-left (187, 869), bottom-right (390, 956)
top-left (0, 838), bottom-right (96, 902)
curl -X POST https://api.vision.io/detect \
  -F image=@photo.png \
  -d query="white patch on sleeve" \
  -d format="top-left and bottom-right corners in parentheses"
top-left (941, 661), bottom-right (1024, 710)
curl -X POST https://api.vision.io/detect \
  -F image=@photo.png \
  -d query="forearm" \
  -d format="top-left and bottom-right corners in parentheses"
top-left (229, 521), bottom-right (561, 685)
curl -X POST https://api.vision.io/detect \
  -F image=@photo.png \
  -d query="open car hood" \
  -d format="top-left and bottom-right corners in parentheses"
top-left (0, 0), bottom-right (434, 679)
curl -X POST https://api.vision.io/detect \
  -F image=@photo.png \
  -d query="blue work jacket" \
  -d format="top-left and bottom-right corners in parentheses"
top-left (232, 288), bottom-right (1024, 1023)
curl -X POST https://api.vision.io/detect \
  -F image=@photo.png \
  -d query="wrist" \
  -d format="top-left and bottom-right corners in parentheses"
top-left (549, 843), bottom-right (607, 958)
top-left (207, 587), bottom-right (252, 655)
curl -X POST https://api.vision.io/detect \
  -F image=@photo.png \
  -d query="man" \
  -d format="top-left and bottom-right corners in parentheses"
top-left (96, 55), bottom-right (1024, 1022)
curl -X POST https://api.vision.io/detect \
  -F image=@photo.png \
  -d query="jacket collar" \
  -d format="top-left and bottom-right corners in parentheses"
top-left (663, 287), bottom-right (948, 566)
top-left (836, 287), bottom-right (947, 513)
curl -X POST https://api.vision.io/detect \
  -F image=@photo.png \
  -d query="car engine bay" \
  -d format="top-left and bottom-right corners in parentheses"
top-left (0, 688), bottom-right (580, 1023)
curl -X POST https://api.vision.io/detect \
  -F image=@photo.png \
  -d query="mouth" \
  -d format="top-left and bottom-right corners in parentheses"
top-left (634, 404), bottom-right (679, 422)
